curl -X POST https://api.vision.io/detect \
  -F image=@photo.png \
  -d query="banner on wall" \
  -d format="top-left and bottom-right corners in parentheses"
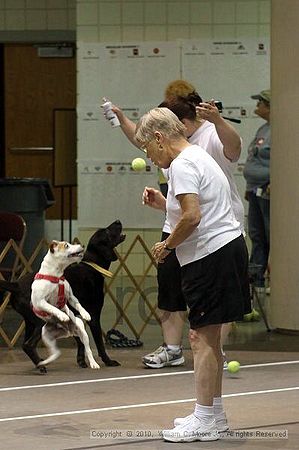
top-left (77, 160), bottom-right (163, 229)
top-left (181, 38), bottom-right (270, 155)
top-left (79, 160), bottom-right (154, 176)
top-left (78, 41), bottom-right (181, 109)
top-left (181, 37), bottom-right (270, 210)
top-left (77, 40), bottom-right (181, 228)
top-left (77, 38), bottom-right (270, 228)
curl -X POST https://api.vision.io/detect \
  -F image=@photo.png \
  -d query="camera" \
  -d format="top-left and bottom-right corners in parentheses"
top-left (214, 101), bottom-right (223, 112)
top-left (206, 100), bottom-right (223, 112)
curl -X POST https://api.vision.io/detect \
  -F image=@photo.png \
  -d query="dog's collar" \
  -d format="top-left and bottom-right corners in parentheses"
top-left (34, 273), bottom-right (65, 283)
top-left (82, 261), bottom-right (113, 278)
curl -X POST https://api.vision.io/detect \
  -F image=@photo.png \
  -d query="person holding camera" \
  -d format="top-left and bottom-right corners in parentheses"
top-left (243, 90), bottom-right (270, 288)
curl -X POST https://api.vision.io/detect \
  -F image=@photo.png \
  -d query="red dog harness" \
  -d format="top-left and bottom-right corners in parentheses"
top-left (31, 273), bottom-right (66, 318)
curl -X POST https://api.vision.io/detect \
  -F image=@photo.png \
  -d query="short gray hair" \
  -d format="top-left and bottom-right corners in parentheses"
top-left (135, 107), bottom-right (186, 145)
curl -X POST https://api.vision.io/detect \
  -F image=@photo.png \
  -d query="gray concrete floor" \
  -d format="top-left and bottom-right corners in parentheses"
top-left (1, 287), bottom-right (299, 449)
top-left (0, 348), bottom-right (299, 450)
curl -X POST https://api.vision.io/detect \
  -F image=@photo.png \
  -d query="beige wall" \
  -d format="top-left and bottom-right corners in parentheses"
top-left (270, 0), bottom-right (299, 331)
top-left (0, 0), bottom-right (75, 31)
top-left (0, 0), bottom-right (271, 37)
top-left (77, 0), bottom-right (270, 42)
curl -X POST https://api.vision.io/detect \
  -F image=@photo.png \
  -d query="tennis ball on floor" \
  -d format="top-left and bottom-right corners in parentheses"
top-left (243, 311), bottom-right (253, 322)
top-left (131, 157), bottom-right (146, 171)
top-left (227, 360), bottom-right (240, 374)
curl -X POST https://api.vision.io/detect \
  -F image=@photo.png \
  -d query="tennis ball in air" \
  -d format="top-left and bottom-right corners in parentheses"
top-left (131, 157), bottom-right (146, 171)
top-left (227, 360), bottom-right (240, 374)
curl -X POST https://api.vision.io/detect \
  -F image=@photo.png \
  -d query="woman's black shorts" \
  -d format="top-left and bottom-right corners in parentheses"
top-left (181, 235), bottom-right (251, 329)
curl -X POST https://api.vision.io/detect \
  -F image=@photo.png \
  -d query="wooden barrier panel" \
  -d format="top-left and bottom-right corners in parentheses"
top-left (0, 238), bottom-right (48, 348)
top-left (105, 235), bottom-right (160, 340)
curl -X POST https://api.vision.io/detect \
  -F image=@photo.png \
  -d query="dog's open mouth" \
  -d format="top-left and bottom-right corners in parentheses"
top-left (114, 233), bottom-right (126, 247)
top-left (68, 251), bottom-right (84, 258)
top-left (119, 233), bottom-right (126, 244)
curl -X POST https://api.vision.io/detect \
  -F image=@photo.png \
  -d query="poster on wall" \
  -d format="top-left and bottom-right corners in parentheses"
top-left (182, 38), bottom-right (270, 213)
top-left (182, 38), bottom-right (270, 159)
top-left (77, 41), bottom-right (181, 160)
top-left (78, 159), bottom-right (164, 228)
top-left (77, 41), bottom-right (180, 228)
top-left (77, 38), bottom-right (270, 228)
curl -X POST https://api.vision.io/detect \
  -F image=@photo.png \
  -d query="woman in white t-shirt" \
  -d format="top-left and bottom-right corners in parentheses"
top-left (135, 107), bottom-right (250, 443)
top-left (142, 93), bottom-right (244, 369)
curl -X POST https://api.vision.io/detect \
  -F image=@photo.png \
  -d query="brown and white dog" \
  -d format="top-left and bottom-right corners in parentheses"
top-left (31, 240), bottom-right (99, 369)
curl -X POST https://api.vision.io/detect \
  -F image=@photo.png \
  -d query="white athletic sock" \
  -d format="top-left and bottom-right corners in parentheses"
top-left (213, 397), bottom-right (224, 415)
top-left (166, 344), bottom-right (181, 352)
top-left (194, 403), bottom-right (214, 424)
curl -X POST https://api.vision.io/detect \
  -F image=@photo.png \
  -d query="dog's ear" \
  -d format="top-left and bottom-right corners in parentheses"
top-left (87, 229), bottom-right (108, 248)
top-left (49, 240), bottom-right (59, 253)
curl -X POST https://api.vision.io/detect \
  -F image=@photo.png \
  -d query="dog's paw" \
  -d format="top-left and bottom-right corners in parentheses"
top-left (104, 359), bottom-right (121, 367)
top-left (57, 312), bottom-right (70, 322)
top-left (77, 359), bottom-right (88, 369)
top-left (80, 311), bottom-right (91, 321)
top-left (37, 361), bottom-right (48, 372)
top-left (90, 360), bottom-right (100, 369)
top-left (37, 365), bottom-right (47, 374)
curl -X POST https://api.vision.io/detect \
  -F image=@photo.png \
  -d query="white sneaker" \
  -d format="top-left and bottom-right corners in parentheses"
top-left (174, 412), bottom-right (229, 432)
top-left (222, 352), bottom-right (228, 370)
top-left (142, 345), bottom-right (185, 369)
top-left (163, 415), bottom-right (218, 442)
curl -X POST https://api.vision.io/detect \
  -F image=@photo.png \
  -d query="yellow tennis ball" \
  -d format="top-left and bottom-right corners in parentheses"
top-left (131, 157), bottom-right (146, 171)
top-left (227, 360), bottom-right (240, 374)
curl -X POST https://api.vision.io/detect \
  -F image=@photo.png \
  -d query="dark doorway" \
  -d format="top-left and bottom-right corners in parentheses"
top-left (3, 43), bottom-right (76, 219)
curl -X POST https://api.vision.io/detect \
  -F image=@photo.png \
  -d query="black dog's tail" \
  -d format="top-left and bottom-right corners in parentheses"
top-left (0, 279), bottom-right (20, 293)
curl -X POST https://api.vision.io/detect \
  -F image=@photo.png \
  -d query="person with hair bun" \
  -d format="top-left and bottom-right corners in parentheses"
top-left (142, 93), bottom-right (244, 370)
top-left (164, 79), bottom-right (196, 100)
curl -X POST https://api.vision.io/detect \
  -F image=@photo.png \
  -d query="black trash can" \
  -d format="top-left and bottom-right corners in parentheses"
top-left (0, 177), bottom-right (55, 270)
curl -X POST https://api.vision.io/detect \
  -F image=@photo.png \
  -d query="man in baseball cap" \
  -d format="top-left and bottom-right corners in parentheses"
top-left (251, 89), bottom-right (271, 103)
top-left (243, 89), bottom-right (271, 289)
